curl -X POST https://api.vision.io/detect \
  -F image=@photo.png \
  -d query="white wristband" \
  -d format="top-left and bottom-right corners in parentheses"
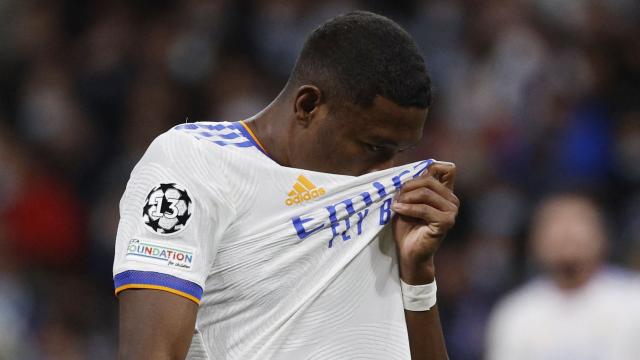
top-left (401, 279), bottom-right (437, 311)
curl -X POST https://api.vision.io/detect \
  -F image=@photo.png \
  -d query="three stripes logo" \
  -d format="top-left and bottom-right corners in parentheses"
top-left (285, 175), bottom-right (326, 206)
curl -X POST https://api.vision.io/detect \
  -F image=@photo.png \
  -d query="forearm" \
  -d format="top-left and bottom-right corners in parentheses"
top-left (405, 306), bottom-right (448, 360)
top-left (401, 260), bottom-right (448, 360)
top-left (392, 162), bottom-right (458, 360)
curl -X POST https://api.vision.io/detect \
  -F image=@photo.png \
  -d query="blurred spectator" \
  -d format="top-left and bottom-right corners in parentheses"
top-left (486, 194), bottom-right (640, 360)
top-left (0, 125), bottom-right (85, 268)
top-left (0, 227), bottom-right (34, 359)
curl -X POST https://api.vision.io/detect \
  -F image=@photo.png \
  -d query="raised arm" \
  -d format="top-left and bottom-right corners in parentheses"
top-left (119, 289), bottom-right (198, 360)
top-left (392, 161), bottom-right (459, 360)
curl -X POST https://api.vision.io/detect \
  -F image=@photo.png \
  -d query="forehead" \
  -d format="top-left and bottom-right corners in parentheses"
top-left (341, 95), bottom-right (427, 144)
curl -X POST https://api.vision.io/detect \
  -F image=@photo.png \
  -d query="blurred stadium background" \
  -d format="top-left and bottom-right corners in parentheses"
top-left (0, 0), bottom-right (639, 359)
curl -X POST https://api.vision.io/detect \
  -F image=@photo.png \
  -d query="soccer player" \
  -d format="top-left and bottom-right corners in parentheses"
top-left (114, 11), bottom-right (459, 360)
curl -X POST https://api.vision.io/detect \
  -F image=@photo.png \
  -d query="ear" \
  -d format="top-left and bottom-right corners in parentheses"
top-left (293, 85), bottom-right (323, 128)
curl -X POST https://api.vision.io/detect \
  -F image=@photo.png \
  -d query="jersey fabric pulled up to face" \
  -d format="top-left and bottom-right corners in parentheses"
top-left (113, 121), bottom-right (435, 359)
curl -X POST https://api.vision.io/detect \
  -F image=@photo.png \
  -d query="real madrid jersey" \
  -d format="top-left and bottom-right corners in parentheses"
top-left (113, 121), bottom-right (434, 360)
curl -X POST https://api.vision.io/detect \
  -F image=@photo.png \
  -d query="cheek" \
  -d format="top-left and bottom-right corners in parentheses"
top-left (288, 133), bottom-right (341, 171)
top-left (305, 140), bottom-right (364, 174)
top-left (316, 142), bottom-right (355, 169)
top-left (327, 144), bottom-right (377, 175)
top-left (291, 124), bottom-right (374, 174)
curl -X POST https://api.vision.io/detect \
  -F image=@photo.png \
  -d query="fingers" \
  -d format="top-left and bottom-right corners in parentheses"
top-left (391, 202), bottom-right (456, 229)
top-left (392, 161), bottom-right (459, 225)
top-left (427, 161), bottom-right (456, 191)
top-left (397, 176), bottom-right (460, 207)
top-left (394, 186), bottom-right (456, 212)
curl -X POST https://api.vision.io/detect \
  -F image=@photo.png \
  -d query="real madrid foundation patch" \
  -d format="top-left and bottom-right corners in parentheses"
top-left (142, 183), bottom-right (193, 235)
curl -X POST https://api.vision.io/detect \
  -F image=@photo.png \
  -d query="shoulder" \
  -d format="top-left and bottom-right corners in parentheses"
top-left (592, 267), bottom-right (640, 303)
top-left (128, 122), bottom-right (242, 203)
top-left (596, 267), bottom-right (640, 286)
top-left (132, 120), bottom-right (264, 208)
top-left (145, 121), bottom-right (265, 164)
top-left (135, 121), bottom-right (244, 174)
top-left (499, 277), bottom-right (550, 304)
top-left (170, 121), bottom-right (263, 153)
top-left (489, 278), bottom-right (552, 325)
top-left (148, 122), bottom-right (233, 155)
top-left (137, 125), bottom-right (203, 165)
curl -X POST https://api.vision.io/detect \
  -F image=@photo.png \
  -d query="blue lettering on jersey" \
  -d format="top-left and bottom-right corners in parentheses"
top-left (379, 198), bottom-right (392, 225)
top-left (292, 215), bottom-right (324, 239)
top-left (291, 159), bottom-right (434, 248)
top-left (327, 199), bottom-right (357, 247)
top-left (356, 209), bottom-right (369, 235)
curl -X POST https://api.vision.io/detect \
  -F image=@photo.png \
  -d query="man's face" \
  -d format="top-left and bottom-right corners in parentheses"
top-left (288, 95), bottom-right (427, 176)
top-left (531, 196), bottom-right (606, 289)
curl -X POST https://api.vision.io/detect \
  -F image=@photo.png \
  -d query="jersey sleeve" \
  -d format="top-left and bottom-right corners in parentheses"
top-left (113, 129), bottom-right (234, 304)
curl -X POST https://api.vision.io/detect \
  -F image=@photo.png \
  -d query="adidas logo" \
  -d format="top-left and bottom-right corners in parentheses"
top-left (285, 175), bottom-right (326, 206)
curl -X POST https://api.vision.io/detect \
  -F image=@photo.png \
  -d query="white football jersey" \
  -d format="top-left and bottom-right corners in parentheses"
top-left (113, 121), bottom-right (435, 359)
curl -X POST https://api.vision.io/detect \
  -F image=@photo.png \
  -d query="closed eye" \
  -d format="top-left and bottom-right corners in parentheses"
top-left (398, 145), bottom-right (417, 153)
top-left (365, 143), bottom-right (385, 153)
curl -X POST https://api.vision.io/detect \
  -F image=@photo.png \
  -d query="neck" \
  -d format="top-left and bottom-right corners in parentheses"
top-left (552, 262), bottom-right (600, 291)
top-left (243, 93), bottom-right (292, 166)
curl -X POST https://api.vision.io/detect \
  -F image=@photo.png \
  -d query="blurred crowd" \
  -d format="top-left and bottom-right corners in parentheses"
top-left (0, 0), bottom-right (639, 359)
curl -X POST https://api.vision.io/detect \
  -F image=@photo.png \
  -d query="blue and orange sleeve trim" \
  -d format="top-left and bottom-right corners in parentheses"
top-left (114, 270), bottom-right (203, 304)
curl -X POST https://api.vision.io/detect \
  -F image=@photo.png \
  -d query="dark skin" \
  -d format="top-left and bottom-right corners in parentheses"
top-left (119, 84), bottom-right (458, 360)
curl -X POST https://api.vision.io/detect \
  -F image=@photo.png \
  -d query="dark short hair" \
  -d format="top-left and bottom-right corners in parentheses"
top-left (290, 11), bottom-right (432, 109)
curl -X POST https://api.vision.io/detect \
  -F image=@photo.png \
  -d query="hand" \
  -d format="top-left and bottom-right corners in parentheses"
top-left (392, 161), bottom-right (459, 285)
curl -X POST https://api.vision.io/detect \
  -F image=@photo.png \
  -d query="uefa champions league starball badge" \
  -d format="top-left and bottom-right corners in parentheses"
top-left (142, 183), bottom-right (193, 235)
